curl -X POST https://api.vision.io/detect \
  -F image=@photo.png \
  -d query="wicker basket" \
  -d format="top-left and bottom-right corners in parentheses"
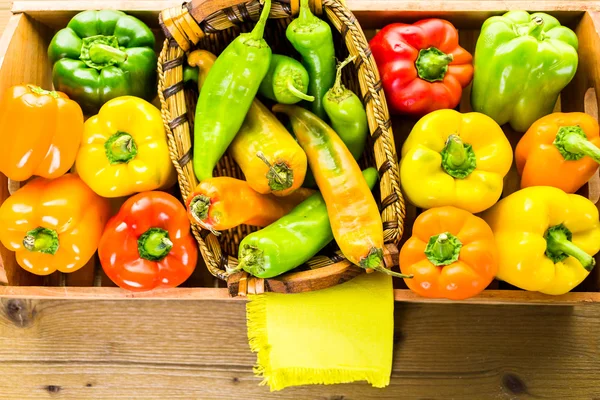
top-left (158, 0), bottom-right (404, 296)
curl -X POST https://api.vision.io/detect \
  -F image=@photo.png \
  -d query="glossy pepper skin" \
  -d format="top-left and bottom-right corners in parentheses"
top-left (193, 0), bottom-right (272, 182)
top-left (0, 85), bottom-right (83, 181)
top-left (48, 10), bottom-right (157, 114)
top-left (99, 191), bottom-right (198, 292)
top-left (258, 54), bottom-right (314, 104)
top-left (516, 112), bottom-right (600, 193)
top-left (286, 0), bottom-right (336, 119)
top-left (76, 96), bottom-right (176, 198)
top-left (274, 105), bottom-right (410, 278)
top-left (484, 187), bottom-right (600, 295)
top-left (237, 168), bottom-right (378, 279)
top-left (471, 11), bottom-right (578, 132)
top-left (401, 109), bottom-right (513, 213)
top-left (185, 50), bottom-right (307, 196)
top-left (400, 206), bottom-right (498, 300)
top-left (323, 56), bottom-right (368, 160)
top-left (0, 174), bottom-right (110, 275)
top-left (370, 19), bottom-right (473, 117)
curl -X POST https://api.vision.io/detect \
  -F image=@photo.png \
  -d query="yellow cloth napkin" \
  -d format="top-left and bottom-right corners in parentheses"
top-left (246, 272), bottom-right (394, 391)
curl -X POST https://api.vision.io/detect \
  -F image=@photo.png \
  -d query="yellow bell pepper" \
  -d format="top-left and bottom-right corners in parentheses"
top-left (483, 186), bottom-right (600, 295)
top-left (400, 109), bottom-right (513, 213)
top-left (76, 96), bottom-right (176, 198)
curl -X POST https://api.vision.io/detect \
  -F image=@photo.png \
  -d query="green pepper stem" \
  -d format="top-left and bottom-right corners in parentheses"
top-left (256, 151), bottom-right (294, 191)
top-left (248, 0), bottom-right (271, 41)
top-left (104, 132), bottom-right (137, 164)
top-left (528, 16), bottom-right (545, 39)
top-left (27, 85), bottom-right (59, 99)
top-left (329, 55), bottom-right (356, 97)
top-left (415, 47), bottom-right (453, 82)
top-left (440, 135), bottom-right (477, 179)
top-left (425, 232), bottom-right (462, 266)
top-left (89, 44), bottom-right (127, 65)
top-left (554, 125), bottom-right (600, 163)
top-left (189, 195), bottom-right (211, 223)
top-left (545, 224), bottom-right (595, 271)
top-left (299, 0), bottom-right (316, 23)
top-left (285, 79), bottom-right (315, 102)
top-left (23, 227), bottom-right (59, 255)
top-left (137, 228), bottom-right (173, 262)
top-left (360, 247), bottom-right (413, 278)
top-left (237, 244), bottom-right (266, 276)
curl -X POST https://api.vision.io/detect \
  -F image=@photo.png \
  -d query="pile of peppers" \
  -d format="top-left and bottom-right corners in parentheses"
top-left (1, 5), bottom-right (599, 299)
top-left (372, 11), bottom-right (600, 299)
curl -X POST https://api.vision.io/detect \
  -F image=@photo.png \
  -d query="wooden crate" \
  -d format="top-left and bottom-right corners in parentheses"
top-left (2, 0), bottom-right (600, 310)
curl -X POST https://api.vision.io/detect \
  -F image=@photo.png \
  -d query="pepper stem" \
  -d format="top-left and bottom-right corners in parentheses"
top-left (27, 85), bottom-right (59, 99)
top-left (528, 16), bottom-right (545, 39)
top-left (89, 44), bottom-right (127, 65)
top-left (415, 47), bottom-right (453, 82)
top-left (248, 0), bottom-right (271, 41)
top-left (553, 125), bottom-right (600, 163)
top-left (23, 227), bottom-right (59, 255)
top-left (440, 135), bottom-right (477, 179)
top-left (425, 232), bottom-right (462, 266)
top-left (329, 55), bottom-right (356, 96)
top-left (360, 247), bottom-right (413, 278)
top-left (189, 195), bottom-right (211, 223)
top-left (545, 224), bottom-right (595, 271)
top-left (237, 244), bottom-right (266, 276)
top-left (285, 79), bottom-right (315, 102)
top-left (104, 132), bottom-right (137, 164)
top-left (137, 228), bottom-right (173, 262)
top-left (256, 151), bottom-right (294, 191)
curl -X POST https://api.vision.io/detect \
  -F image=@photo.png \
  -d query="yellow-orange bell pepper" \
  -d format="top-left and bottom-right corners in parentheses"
top-left (483, 186), bottom-right (600, 295)
top-left (0, 174), bottom-right (111, 275)
top-left (76, 96), bottom-right (176, 198)
top-left (0, 84), bottom-right (83, 181)
top-left (400, 109), bottom-right (513, 213)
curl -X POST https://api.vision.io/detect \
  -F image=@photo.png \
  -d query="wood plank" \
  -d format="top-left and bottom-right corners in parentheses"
top-left (1, 297), bottom-right (600, 399)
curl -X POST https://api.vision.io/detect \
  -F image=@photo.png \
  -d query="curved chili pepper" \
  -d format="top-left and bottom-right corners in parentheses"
top-left (259, 54), bottom-right (314, 104)
top-left (192, 0), bottom-right (272, 182)
top-left (286, 0), bottom-right (336, 119)
top-left (274, 104), bottom-right (408, 277)
top-left (98, 191), bottom-right (198, 292)
top-left (370, 19), bottom-right (473, 116)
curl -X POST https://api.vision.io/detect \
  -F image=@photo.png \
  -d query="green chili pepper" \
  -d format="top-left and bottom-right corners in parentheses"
top-left (323, 55), bottom-right (368, 160)
top-left (47, 10), bottom-right (157, 114)
top-left (236, 168), bottom-right (378, 278)
top-left (286, 0), bottom-right (336, 119)
top-left (192, 0), bottom-right (272, 182)
top-left (258, 54), bottom-right (315, 104)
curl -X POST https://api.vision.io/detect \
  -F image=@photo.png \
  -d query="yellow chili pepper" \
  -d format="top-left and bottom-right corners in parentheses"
top-left (75, 96), bottom-right (176, 198)
top-left (483, 186), bottom-right (600, 295)
top-left (400, 109), bottom-right (513, 213)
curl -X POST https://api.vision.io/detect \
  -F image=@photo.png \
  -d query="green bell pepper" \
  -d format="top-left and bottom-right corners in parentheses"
top-left (471, 11), bottom-right (578, 132)
top-left (48, 10), bottom-right (157, 114)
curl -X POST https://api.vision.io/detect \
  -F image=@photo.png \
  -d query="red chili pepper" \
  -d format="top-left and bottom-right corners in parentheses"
top-left (369, 19), bottom-right (473, 117)
top-left (98, 191), bottom-right (198, 291)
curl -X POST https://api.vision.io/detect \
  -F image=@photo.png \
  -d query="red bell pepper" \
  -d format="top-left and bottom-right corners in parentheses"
top-left (370, 19), bottom-right (473, 116)
top-left (98, 191), bottom-right (198, 291)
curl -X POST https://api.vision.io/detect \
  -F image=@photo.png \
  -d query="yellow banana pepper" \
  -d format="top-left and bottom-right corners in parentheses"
top-left (76, 96), bottom-right (176, 198)
top-left (400, 109), bottom-right (512, 213)
top-left (483, 187), bottom-right (600, 295)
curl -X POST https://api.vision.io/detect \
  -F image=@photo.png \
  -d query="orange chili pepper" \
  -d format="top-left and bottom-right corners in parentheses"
top-left (0, 174), bottom-right (110, 275)
top-left (0, 84), bottom-right (83, 181)
top-left (273, 104), bottom-right (408, 277)
top-left (185, 177), bottom-right (314, 232)
top-left (400, 206), bottom-right (498, 300)
top-left (516, 112), bottom-right (600, 193)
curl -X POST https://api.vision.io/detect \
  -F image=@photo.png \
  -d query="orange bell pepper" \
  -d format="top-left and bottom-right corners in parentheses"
top-left (399, 206), bottom-right (499, 300)
top-left (0, 174), bottom-right (110, 275)
top-left (516, 112), bottom-right (600, 193)
top-left (0, 85), bottom-right (83, 181)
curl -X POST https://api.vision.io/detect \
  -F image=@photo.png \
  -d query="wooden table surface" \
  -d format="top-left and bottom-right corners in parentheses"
top-left (2, 1), bottom-right (600, 399)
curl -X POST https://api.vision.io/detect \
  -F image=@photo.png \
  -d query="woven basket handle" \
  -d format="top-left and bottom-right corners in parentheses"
top-left (160, 0), bottom-right (323, 52)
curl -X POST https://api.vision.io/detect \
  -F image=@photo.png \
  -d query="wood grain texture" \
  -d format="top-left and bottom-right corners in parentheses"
top-left (1, 297), bottom-right (600, 399)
